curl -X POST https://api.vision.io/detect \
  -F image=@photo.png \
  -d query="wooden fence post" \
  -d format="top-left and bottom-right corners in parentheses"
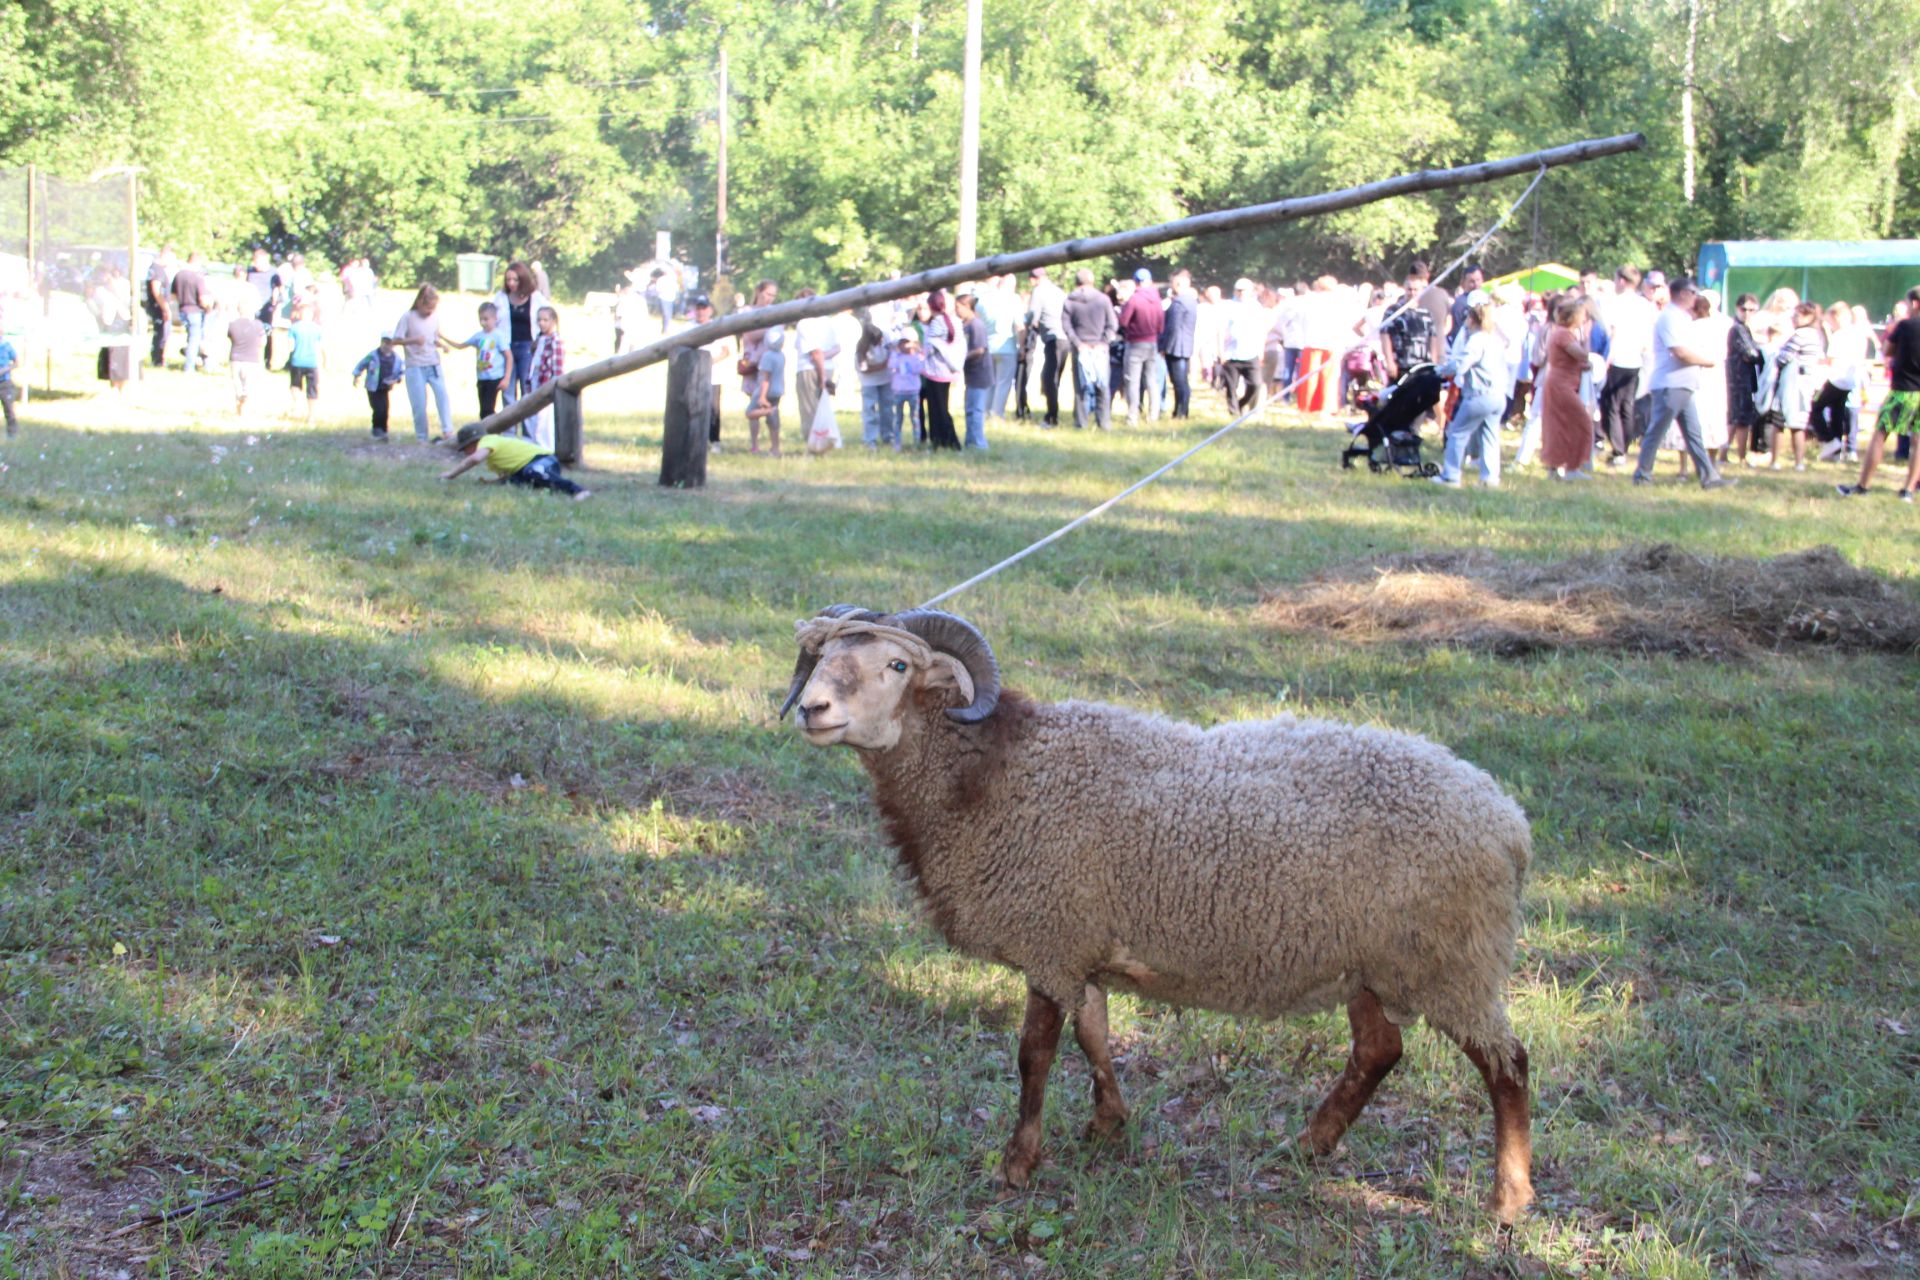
top-left (659, 346), bottom-right (712, 488)
top-left (554, 385), bottom-right (583, 465)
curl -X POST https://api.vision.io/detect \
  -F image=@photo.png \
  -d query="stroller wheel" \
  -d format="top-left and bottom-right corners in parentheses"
top-left (1419, 462), bottom-right (1440, 478)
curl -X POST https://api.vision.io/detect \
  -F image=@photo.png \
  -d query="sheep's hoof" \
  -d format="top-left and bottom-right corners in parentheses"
top-left (1487, 1179), bottom-right (1534, 1226)
top-left (1295, 1123), bottom-right (1342, 1159)
top-left (1000, 1136), bottom-right (1041, 1190)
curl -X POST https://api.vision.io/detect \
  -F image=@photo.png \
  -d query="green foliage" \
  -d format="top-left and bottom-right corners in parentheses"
top-left (6, 0), bottom-right (1919, 291)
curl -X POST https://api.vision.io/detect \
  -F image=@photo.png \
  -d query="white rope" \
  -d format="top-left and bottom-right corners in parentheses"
top-left (918, 166), bottom-right (1550, 612)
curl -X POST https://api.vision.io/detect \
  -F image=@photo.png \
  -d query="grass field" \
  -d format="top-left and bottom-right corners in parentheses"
top-left (2, 375), bottom-right (1916, 1278)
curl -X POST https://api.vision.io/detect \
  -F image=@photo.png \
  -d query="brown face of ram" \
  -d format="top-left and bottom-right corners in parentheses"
top-left (791, 637), bottom-right (977, 751)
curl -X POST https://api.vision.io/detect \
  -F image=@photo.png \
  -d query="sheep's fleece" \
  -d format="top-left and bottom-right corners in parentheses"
top-left (787, 611), bottom-right (1531, 1056)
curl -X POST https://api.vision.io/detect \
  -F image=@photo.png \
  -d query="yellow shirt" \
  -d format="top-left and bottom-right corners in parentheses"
top-left (477, 433), bottom-right (549, 476)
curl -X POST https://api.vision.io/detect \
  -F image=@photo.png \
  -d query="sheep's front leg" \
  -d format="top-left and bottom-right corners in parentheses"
top-left (1001, 987), bottom-right (1064, 1189)
top-left (1073, 983), bottom-right (1129, 1140)
top-left (1456, 1035), bottom-right (1535, 1225)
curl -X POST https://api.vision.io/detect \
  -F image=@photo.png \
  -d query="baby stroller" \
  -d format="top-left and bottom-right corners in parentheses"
top-left (1341, 364), bottom-right (1443, 477)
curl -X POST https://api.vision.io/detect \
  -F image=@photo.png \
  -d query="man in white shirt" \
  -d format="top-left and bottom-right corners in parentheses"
top-left (792, 288), bottom-right (841, 434)
top-left (1632, 276), bottom-right (1736, 490)
top-left (1601, 265), bottom-right (1657, 465)
top-left (1220, 279), bottom-right (1268, 414)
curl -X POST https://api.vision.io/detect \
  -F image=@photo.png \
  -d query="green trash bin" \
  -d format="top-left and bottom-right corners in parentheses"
top-left (456, 253), bottom-right (499, 294)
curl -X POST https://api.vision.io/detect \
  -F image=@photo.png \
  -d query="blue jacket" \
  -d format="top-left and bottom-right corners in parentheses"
top-left (1160, 293), bottom-right (1197, 359)
top-left (352, 348), bottom-right (405, 391)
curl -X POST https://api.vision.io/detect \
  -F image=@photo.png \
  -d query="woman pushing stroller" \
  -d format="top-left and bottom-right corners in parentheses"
top-left (1429, 290), bottom-right (1511, 488)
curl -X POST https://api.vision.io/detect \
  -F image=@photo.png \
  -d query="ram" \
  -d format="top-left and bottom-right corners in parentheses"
top-left (781, 605), bottom-right (1535, 1222)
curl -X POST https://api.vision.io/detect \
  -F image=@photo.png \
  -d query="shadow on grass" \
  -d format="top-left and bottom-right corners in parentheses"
top-left (4, 437), bottom-right (1917, 1275)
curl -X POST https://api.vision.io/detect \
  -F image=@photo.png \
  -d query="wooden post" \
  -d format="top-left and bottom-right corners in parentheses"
top-left (554, 385), bottom-right (583, 466)
top-left (658, 346), bottom-right (712, 488)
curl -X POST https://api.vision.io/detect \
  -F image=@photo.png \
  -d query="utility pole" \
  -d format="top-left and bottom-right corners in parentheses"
top-left (127, 170), bottom-right (140, 381)
top-left (1681, 0), bottom-right (1698, 203)
top-left (715, 44), bottom-right (729, 277)
top-left (955, 0), bottom-right (982, 263)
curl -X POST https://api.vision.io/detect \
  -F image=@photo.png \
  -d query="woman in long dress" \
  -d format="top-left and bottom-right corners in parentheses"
top-left (1538, 297), bottom-right (1593, 478)
top-left (1686, 291), bottom-right (1733, 468)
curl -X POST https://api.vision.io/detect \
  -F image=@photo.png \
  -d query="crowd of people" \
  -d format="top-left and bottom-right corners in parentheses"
top-left (36, 241), bottom-right (1920, 502)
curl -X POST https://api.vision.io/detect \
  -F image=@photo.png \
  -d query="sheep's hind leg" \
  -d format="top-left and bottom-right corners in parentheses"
top-left (1454, 1034), bottom-right (1534, 1225)
top-left (1300, 989), bottom-right (1403, 1156)
top-left (1001, 987), bottom-right (1064, 1190)
top-left (1073, 983), bottom-right (1129, 1140)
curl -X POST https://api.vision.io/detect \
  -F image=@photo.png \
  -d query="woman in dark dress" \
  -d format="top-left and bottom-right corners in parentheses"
top-left (1725, 292), bottom-right (1765, 463)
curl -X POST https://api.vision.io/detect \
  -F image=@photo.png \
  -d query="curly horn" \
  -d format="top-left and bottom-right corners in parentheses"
top-left (889, 609), bottom-right (1001, 723)
top-left (778, 605), bottom-right (882, 719)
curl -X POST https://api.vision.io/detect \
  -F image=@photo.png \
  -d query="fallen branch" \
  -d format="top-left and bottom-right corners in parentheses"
top-left (471, 133), bottom-right (1645, 437)
top-left (104, 1172), bottom-right (290, 1239)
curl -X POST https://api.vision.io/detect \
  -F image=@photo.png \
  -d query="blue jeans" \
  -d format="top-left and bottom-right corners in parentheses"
top-left (404, 363), bottom-right (453, 440)
top-left (1633, 386), bottom-right (1721, 484)
top-left (1073, 346), bottom-right (1111, 430)
top-left (964, 385), bottom-right (991, 449)
top-left (505, 453), bottom-right (584, 496)
top-left (506, 341), bottom-right (534, 403)
top-left (181, 309), bottom-right (206, 373)
top-left (989, 352), bottom-right (1018, 419)
top-left (861, 383), bottom-right (897, 446)
top-left (1439, 392), bottom-right (1506, 484)
top-left (892, 388), bottom-right (923, 443)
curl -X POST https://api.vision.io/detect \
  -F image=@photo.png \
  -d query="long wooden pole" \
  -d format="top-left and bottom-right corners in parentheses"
top-left (715, 44), bottom-right (729, 276)
top-left (955, 0), bottom-right (982, 263)
top-left (470, 132), bottom-right (1643, 438)
top-left (127, 171), bottom-right (139, 382)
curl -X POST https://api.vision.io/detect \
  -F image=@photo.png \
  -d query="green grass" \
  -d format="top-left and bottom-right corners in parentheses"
top-left (1, 380), bottom-right (1916, 1278)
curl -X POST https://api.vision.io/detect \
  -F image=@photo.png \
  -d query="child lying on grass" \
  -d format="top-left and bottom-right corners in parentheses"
top-left (440, 422), bottom-right (592, 500)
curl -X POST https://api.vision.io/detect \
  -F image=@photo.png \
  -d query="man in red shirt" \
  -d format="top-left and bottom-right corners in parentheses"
top-left (1118, 267), bottom-right (1166, 426)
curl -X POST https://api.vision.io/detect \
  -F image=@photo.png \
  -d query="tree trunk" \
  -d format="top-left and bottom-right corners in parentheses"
top-left (554, 385), bottom-right (582, 466)
top-left (659, 346), bottom-right (712, 488)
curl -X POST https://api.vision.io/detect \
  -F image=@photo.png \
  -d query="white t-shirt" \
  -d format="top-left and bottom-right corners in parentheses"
top-left (1826, 324), bottom-right (1871, 391)
top-left (1648, 304), bottom-right (1699, 392)
top-left (794, 314), bottom-right (840, 370)
top-left (391, 309), bottom-right (442, 368)
top-left (1608, 293), bottom-right (1659, 370)
top-left (1224, 301), bottom-right (1268, 362)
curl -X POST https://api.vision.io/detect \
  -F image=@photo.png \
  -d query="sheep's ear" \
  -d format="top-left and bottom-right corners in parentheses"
top-left (923, 653), bottom-right (976, 708)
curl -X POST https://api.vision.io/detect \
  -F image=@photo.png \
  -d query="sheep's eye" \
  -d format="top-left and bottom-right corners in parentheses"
top-left (888, 660), bottom-right (908, 673)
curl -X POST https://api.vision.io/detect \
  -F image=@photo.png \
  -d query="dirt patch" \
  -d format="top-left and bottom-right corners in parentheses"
top-left (1259, 544), bottom-right (1920, 658)
top-left (340, 437), bottom-right (443, 461)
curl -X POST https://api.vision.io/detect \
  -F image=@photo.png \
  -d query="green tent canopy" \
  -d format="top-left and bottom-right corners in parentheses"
top-left (1486, 262), bottom-right (1579, 293)
top-left (1697, 241), bottom-right (1920, 322)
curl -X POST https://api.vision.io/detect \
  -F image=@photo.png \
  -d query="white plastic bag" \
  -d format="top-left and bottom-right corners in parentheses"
top-left (806, 393), bottom-right (841, 453)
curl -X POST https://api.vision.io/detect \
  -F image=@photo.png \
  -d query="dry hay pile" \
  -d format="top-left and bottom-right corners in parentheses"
top-left (1259, 544), bottom-right (1920, 658)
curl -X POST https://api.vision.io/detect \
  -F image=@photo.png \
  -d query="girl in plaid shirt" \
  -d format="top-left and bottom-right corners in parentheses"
top-left (525, 306), bottom-right (565, 448)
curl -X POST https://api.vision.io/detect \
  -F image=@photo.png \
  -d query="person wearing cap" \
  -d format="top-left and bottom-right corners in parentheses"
top-left (1632, 276), bottom-right (1736, 490)
top-left (1025, 267), bottom-right (1068, 426)
top-left (1060, 269), bottom-right (1117, 430)
top-left (1117, 267), bottom-right (1166, 426)
top-left (442, 422), bottom-right (591, 499)
top-left (350, 332), bottom-right (406, 438)
top-left (1430, 289), bottom-right (1512, 488)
